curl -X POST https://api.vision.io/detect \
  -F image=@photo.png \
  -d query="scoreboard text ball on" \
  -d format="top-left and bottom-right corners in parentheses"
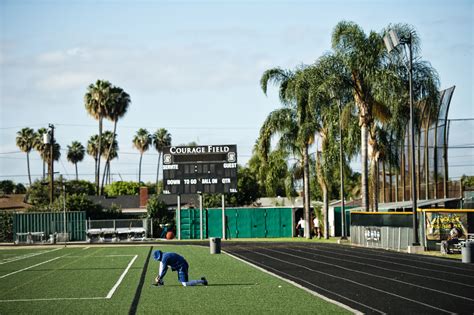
top-left (162, 145), bottom-right (237, 195)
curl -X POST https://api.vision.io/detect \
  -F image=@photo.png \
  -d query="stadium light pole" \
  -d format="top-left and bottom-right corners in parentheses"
top-left (384, 30), bottom-right (419, 246)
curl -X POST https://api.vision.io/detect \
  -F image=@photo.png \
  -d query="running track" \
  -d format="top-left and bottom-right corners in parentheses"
top-left (221, 242), bottom-right (474, 314)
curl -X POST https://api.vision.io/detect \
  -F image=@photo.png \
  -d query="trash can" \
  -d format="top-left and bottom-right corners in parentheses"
top-left (210, 237), bottom-right (221, 254)
top-left (461, 241), bottom-right (474, 263)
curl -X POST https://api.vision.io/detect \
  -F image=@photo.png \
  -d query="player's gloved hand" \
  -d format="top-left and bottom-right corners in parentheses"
top-left (153, 276), bottom-right (164, 286)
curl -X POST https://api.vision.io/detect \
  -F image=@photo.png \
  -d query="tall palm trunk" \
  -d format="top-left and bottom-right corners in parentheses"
top-left (101, 120), bottom-right (117, 193)
top-left (417, 131), bottom-right (421, 199)
top-left (382, 161), bottom-right (386, 203)
top-left (394, 143), bottom-right (399, 202)
top-left (108, 163), bottom-right (111, 184)
top-left (96, 117), bottom-right (103, 195)
top-left (424, 125), bottom-right (430, 199)
top-left (75, 162), bottom-right (78, 181)
top-left (322, 182), bottom-right (329, 239)
top-left (156, 151), bottom-right (162, 186)
top-left (138, 152), bottom-right (143, 183)
top-left (93, 158), bottom-right (98, 192)
top-left (42, 160), bottom-right (46, 180)
top-left (401, 143), bottom-right (406, 201)
top-left (101, 159), bottom-right (114, 189)
top-left (26, 152), bottom-right (32, 185)
top-left (302, 145), bottom-right (311, 239)
top-left (361, 123), bottom-right (369, 211)
top-left (389, 165), bottom-right (393, 202)
top-left (374, 158), bottom-right (379, 211)
top-left (101, 161), bottom-right (109, 190)
top-left (316, 151), bottom-right (329, 239)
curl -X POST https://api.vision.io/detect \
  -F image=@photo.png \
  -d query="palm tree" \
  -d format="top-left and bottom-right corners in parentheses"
top-left (84, 79), bottom-right (113, 195)
top-left (16, 128), bottom-right (37, 185)
top-left (259, 66), bottom-right (319, 238)
top-left (33, 128), bottom-right (48, 179)
top-left (152, 128), bottom-right (172, 186)
top-left (133, 128), bottom-right (151, 184)
top-left (331, 21), bottom-right (393, 211)
top-left (101, 131), bottom-right (119, 188)
top-left (67, 141), bottom-right (85, 180)
top-left (87, 135), bottom-right (100, 189)
top-left (102, 86), bottom-right (130, 189)
top-left (296, 53), bottom-right (363, 237)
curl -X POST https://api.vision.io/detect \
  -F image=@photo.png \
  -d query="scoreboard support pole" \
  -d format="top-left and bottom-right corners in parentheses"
top-left (222, 194), bottom-right (226, 240)
top-left (199, 194), bottom-right (203, 240)
top-left (177, 195), bottom-right (181, 240)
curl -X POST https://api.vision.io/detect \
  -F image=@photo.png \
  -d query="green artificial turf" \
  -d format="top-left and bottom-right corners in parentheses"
top-left (0, 245), bottom-right (350, 315)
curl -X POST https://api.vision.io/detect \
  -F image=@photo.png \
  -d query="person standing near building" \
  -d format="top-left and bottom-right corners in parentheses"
top-left (313, 215), bottom-right (321, 239)
top-left (296, 217), bottom-right (305, 237)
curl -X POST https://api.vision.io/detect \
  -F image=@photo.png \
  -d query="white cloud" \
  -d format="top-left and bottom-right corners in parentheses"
top-left (36, 47), bottom-right (90, 64)
top-left (36, 72), bottom-right (96, 91)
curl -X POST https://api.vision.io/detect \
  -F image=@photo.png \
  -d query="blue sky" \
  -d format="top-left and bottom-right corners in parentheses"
top-left (1, 0), bottom-right (473, 185)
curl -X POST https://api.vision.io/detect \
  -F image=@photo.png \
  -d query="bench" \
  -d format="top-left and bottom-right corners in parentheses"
top-left (14, 232), bottom-right (45, 244)
top-left (86, 227), bottom-right (146, 243)
top-left (436, 239), bottom-right (466, 254)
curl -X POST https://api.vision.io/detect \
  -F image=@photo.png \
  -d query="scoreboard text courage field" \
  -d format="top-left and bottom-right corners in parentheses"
top-left (162, 145), bottom-right (237, 195)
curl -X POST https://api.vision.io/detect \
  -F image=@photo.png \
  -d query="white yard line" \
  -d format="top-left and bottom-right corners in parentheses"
top-left (0, 248), bottom-right (61, 265)
top-left (106, 255), bottom-right (138, 299)
top-left (0, 297), bottom-right (106, 303)
top-left (82, 247), bottom-right (90, 250)
top-left (0, 256), bottom-right (62, 279)
top-left (62, 255), bottom-right (135, 258)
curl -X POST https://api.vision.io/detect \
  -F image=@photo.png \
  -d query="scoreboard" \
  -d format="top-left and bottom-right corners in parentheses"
top-left (162, 145), bottom-right (237, 195)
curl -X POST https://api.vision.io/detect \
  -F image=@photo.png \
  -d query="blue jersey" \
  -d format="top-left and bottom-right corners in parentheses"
top-left (158, 252), bottom-right (188, 279)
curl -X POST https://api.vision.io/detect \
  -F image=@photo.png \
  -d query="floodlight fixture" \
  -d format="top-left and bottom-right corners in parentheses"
top-left (383, 35), bottom-right (395, 53)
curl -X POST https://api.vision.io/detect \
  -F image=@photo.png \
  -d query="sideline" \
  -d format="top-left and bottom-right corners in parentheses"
top-left (128, 246), bottom-right (153, 315)
top-left (224, 250), bottom-right (363, 315)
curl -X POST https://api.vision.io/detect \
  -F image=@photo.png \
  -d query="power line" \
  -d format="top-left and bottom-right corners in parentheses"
top-left (54, 123), bottom-right (259, 130)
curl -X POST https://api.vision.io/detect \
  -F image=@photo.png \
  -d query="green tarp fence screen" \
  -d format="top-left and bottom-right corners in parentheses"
top-left (13, 211), bottom-right (86, 241)
top-left (179, 207), bottom-right (293, 239)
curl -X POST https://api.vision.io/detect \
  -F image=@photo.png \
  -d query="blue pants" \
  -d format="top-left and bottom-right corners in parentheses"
top-left (177, 262), bottom-right (189, 282)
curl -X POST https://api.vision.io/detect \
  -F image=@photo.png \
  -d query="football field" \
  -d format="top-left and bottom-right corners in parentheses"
top-left (0, 245), bottom-right (349, 314)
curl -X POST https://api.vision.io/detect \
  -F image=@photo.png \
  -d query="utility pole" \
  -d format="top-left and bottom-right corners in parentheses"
top-left (44, 124), bottom-right (55, 206)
